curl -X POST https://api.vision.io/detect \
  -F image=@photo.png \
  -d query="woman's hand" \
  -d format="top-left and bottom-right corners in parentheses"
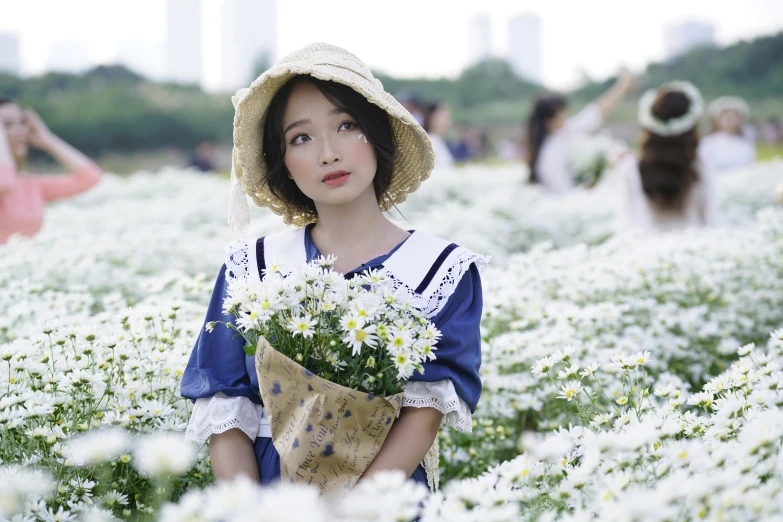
top-left (0, 115), bottom-right (15, 170)
top-left (24, 109), bottom-right (55, 151)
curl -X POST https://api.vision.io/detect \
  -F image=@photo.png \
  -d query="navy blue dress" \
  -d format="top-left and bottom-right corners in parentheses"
top-left (181, 227), bottom-right (483, 485)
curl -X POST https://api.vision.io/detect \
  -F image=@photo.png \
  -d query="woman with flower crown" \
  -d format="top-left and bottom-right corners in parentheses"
top-left (615, 81), bottom-right (720, 231)
top-left (699, 96), bottom-right (757, 174)
top-left (180, 43), bottom-right (487, 490)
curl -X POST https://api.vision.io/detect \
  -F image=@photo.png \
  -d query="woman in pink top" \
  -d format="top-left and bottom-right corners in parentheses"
top-left (0, 97), bottom-right (102, 244)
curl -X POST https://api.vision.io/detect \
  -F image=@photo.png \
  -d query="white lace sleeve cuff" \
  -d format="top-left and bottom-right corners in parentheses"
top-left (185, 392), bottom-right (264, 444)
top-left (403, 380), bottom-right (473, 433)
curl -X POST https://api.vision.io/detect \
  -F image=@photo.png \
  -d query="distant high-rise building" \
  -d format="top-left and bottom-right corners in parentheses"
top-left (468, 13), bottom-right (492, 65)
top-left (0, 33), bottom-right (20, 75)
top-left (48, 40), bottom-right (90, 73)
top-left (508, 13), bottom-right (542, 83)
top-left (664, 21), bottom-right (716, 59)
top-left (220, 0), bottom-right (277, 91)
top-left (117, 40), bottom-right (164, 80)
top-left (165, 0), bottom-right (203, 85)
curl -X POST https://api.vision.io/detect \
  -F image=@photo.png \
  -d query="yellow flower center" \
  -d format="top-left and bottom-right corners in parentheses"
top-left (356, 330), bottom-right (367, 342)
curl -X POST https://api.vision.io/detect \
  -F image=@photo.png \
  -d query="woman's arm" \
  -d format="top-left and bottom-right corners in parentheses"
top-left (209, 429), bottom-right (261, 482)
top-left (361, 406), bottom-right (443, 480)
top-left (594, 70), bottom-right (636, 120)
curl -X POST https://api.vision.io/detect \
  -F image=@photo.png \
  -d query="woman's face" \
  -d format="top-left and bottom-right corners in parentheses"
top-left (431, 104), bottom-right (452, 135)
top-left (716, 109), bottom-right (743, 135)
top-left (282, 82), bottom-right (378, 211)
top-left (0, 102), bottom-right (29, 162)
top-left (546, 108), bottom-right (567, 133)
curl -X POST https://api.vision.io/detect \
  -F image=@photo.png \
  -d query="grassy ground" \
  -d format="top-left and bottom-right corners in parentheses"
top-left (757, 143), bottom-right (783, 161)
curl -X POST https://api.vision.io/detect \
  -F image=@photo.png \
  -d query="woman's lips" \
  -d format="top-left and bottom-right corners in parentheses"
top-left (322, 171), bottom-right (350, 186)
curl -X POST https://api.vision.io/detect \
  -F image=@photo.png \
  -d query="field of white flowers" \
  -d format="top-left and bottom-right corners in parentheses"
top-left (1, 160), bottom-right (782, 521)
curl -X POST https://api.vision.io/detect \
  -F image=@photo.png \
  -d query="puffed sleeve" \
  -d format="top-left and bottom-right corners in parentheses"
top-left (405, 263), bottom-right (483, 433)
top-left (181, 264), bottom-right (266, 443)
top-left (181, 264), bottom-right (260, 403)
top-left (564, 103), bottom-right (602, 134)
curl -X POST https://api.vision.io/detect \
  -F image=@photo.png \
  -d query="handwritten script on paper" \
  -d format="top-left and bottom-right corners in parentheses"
top-left (254, 337), bottom-right (403, 497)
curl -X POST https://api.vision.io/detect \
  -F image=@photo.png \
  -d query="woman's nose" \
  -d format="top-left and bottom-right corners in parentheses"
top-left (319, 136), bottom-right (342, 165)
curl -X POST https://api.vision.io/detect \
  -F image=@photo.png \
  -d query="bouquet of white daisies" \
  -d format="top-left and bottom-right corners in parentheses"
top-left (213, 255), bottom-right (441, 495)
top-left (567, 133), bottom-right (626, 188)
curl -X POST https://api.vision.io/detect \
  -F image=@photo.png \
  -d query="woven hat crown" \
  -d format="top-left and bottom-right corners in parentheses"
top-left (228, 42), bottom-right (434, 229)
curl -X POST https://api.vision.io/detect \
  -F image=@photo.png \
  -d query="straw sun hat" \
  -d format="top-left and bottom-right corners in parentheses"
top-left (228, 42), bottom-right (435, 230)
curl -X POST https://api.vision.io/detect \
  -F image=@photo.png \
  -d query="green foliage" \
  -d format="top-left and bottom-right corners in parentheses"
top-left (0, 66), bottom-right (233, 157)
top-left (573, 32), bottom-right (783, 105)
top-left (375, 58), bottom-right (543, 124)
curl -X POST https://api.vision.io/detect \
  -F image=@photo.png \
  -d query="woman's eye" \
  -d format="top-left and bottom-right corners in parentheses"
top-left (338, 121), bottom-right (357, 132)
top-left (290, 133), bottom-right (311, 145)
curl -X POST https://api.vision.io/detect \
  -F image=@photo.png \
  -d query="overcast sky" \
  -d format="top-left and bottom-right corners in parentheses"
top-left (2, 0), bottom-right (783, 90)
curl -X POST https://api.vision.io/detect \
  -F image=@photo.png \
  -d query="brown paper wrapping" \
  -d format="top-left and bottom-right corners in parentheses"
top-left (254, 336), bottom-right (403, 496)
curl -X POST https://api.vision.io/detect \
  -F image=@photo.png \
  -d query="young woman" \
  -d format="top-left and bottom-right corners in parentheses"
top-left (616, 81), bottom-right (719, 231)
top-left (180, 43), bottom-right (486, 489)
top-left (526, 71), bottom-right (636, 193)
top-left (422, 101), bottom-right (455, 168)
top-left (0, 97), bottom-right (102, 243)
top-left (699, 96), bottom-right (757, 173)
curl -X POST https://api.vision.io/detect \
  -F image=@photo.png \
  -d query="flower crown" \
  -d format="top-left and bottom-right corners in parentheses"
top-left (637, 81), bottom-right (704, 137)
top-left (708, 96), bottom-right (750, 119)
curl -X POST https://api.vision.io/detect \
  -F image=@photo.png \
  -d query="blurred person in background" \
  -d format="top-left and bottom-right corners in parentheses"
top-left (450, 126), bottom-right (473, 162)
top-left (699, 96), bottom-right (756, 173)
top-left (188, 139), bottom-right (217, 172)
top-left (760, 117), bottom-right (782, 145)
top-left (0, 97), bottom-right (102, 244)
top-left (526, 70), bottom-right (636, 193)
top-left (422, 101), bottom-right (455, 168)
top-left (615, 81), bottom-right (719, 232)
top-left (397, 91), bottom-right (425, 127)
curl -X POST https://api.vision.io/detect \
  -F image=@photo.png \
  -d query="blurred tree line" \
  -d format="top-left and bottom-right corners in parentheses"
top-left (0, 66), bottom-right (233, 157)
top-left (1, 31), bottom-right (780, 157)
top-left (572, 32), bottom-right (783, 103)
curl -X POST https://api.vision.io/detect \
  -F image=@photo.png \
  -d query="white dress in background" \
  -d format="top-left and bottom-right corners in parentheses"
top-left (428, 134), bottom-right (455, 169)
top-left (536, 104), bottom-right (602, 194)
top-left (615, 155), bottom-right (720, 232)
top-left (698, 131), bottom-right (756, 174)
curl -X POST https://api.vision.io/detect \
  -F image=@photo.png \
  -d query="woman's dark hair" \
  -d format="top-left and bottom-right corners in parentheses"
top-left (0, 96), bottom-right (16, 107)
top-left (261, 76), bottom-right (396, 219)
top-left (526, 95), bottom-right (567, 184)
top-left (638, 90), bottom-right (699, 210)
